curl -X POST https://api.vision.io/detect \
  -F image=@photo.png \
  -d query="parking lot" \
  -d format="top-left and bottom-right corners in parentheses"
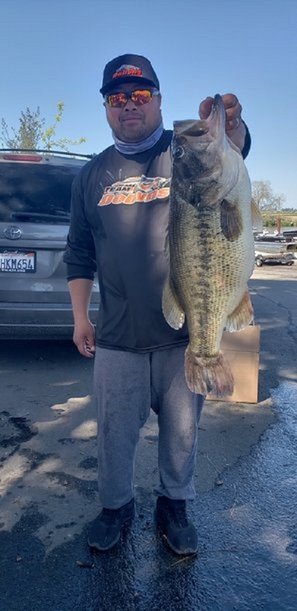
top-left (0, 262), bottom-right (296, 610)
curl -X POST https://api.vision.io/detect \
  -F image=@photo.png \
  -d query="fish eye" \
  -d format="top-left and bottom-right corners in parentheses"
top-left (174, 146), bottom-right (185, 158)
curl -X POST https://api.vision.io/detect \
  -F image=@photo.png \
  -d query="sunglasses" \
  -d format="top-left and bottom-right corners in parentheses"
top-left (105, 89), bottom-right (159, 108)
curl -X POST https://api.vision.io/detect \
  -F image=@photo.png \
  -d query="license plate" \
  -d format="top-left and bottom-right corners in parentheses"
top-left (0, 250), bottom-right (36, 273)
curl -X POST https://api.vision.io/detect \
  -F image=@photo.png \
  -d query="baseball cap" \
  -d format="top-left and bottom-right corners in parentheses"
top-left (100, 54), bottom-right (160, 96)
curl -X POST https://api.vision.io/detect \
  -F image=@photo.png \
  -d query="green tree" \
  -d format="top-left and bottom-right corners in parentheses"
top-left (1, 107), bottom-right (44, 149)
top-left (1, 102), bottom-right (86, 151)
top-left (252, 180), bottom-right (285, 212)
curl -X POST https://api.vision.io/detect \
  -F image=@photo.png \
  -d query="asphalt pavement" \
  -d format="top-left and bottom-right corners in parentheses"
top-left (0, 263), bottom-right (296, 610)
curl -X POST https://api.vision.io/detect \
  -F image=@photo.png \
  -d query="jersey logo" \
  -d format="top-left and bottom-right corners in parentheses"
top-left (98, 175), bottom-right (170, 207)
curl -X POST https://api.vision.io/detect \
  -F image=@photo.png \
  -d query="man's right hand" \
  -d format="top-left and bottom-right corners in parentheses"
top-left (68, 278), bottom-right (96, 357)
top-left (73, 320), bottom-right (96, 358)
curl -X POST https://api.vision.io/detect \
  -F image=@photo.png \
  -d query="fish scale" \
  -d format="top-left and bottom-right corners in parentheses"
top-left (171, 203), bottom-right (234, 354)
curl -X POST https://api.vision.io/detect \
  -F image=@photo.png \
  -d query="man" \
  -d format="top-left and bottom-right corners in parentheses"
top-left (64, 54), bottom-right (251, 556)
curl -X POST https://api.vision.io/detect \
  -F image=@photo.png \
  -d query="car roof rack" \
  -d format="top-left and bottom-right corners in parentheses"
top-left (0, 148), bottom-right (94, 159)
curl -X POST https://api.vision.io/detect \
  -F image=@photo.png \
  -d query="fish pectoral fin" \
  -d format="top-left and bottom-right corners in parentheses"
top-left (225, 289), bottom-right (254, 331)
top-left (162, 279), bottom-right (185, 330)
top-left (220, 199), bottom-right (243, 241)
top-left (164, 230), bottom-right (169, 259)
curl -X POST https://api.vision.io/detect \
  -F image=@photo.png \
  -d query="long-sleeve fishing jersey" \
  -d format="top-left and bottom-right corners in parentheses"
top-left (64, 128), bottom-right (251, 352)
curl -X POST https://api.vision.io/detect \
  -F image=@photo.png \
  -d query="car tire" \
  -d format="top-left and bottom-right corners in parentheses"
top-left (287, 261), bottom-right (294, 266)
top-left (255, 258), bottom-right (263, 267)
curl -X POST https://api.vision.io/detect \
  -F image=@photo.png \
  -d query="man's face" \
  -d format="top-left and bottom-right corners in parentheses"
top-left (104, 82), bottom-right (162, 142)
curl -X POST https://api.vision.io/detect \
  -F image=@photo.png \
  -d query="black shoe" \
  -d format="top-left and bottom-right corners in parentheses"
top-left (155, 496), bottom-right (198, 555)
top-left (87, 498), bottom-right (135, 551)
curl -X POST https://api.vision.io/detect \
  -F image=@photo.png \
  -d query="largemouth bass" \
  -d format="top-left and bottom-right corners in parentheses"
top-left (163, 94), bottom-right (257, 397)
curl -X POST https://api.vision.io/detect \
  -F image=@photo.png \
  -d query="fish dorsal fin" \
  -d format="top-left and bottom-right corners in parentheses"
top-left (251, 200), bottom-right (263, 231)
top-left (220, 199), bottom-right (243, 241)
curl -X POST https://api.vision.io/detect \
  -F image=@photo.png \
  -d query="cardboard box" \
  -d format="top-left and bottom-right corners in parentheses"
top-left (207, 325), bottom-right (260, 404)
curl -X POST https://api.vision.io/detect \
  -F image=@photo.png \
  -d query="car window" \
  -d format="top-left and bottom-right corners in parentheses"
top-left (0, 162), bottom-right (82, 224)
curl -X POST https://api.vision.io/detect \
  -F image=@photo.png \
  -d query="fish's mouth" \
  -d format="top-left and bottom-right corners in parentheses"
top-left (173, 94), bottom-right (226, 141)
top-left (209, 94), bottom-right (226, 130)
top-left (173, 119), bottom-right (208, 139)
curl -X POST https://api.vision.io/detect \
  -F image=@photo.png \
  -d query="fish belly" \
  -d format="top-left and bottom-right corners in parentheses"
top-left (166, 198), bottom-right (254, 396)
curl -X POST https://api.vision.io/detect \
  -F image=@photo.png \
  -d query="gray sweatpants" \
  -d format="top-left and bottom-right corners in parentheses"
top-left (93, 345), bottom-right (204, 509)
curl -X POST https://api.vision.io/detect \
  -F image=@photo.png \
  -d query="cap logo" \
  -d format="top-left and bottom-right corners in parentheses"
top-left (112, 64), bottom-right (143, 80)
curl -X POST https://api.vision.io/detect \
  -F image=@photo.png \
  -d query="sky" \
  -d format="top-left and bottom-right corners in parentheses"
top-left (1, 0), bottom-right (297, 208)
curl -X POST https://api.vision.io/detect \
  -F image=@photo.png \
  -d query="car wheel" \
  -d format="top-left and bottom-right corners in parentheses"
top-left (255, 258), bottom-right (263, 267)
top-left (287, 261), bottom-right (294, 266)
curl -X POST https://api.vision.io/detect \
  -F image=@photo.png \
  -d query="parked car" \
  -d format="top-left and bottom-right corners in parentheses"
top-left (254, 231), bottom-right (296, 267)
top-left (0, 148), bottom-right (99, 339)
top-left (255, 251), bottom-right (295, 267)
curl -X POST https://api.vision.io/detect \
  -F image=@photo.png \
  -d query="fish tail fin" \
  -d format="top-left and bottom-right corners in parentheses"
top-left (185, 348), bottom-right (234, 397)
top-left (226, 290), bottom-right (254, 331)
